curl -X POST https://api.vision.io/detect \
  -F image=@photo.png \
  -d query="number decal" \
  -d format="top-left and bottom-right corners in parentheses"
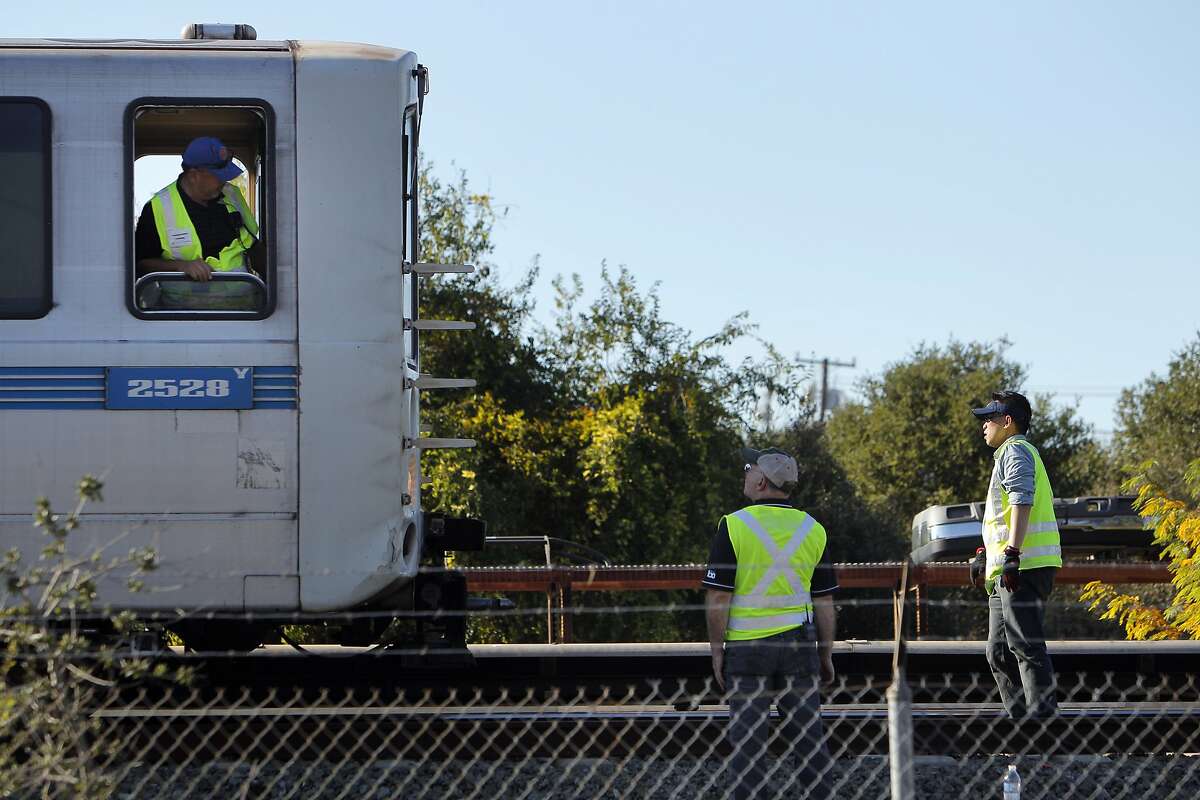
top-left (108, 368), bottom-right (255, 409)
top-left (179, 379), bottom-right (205, 398)
top-left (129, 378), bottom-right (233, 398)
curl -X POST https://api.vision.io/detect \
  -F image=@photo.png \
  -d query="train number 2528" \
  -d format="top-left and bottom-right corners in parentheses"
top-left (127, 378), bottom-right (231, 398)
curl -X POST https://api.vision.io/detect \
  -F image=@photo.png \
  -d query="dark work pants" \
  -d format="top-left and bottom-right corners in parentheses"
top-left (724, 627), bottom-right (833, 800)
top-left (987, 566), bottom-right (1058, 718)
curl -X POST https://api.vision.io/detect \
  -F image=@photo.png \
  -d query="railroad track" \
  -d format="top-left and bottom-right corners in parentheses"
top-left (169, 641), bottom-right (1199, 707)
top-left (95, 701), bottom-right (1200, 761)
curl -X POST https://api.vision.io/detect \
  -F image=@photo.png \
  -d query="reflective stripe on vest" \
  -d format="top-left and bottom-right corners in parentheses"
top-left (729, 510), bottom-right (815, 612)
top-left (982, 438), bottom-right (1062, 579)
top-left (155, 186), bottom-right (189, 260)
top-left (150, 182), bottom-right (257, 272)
top-left (724, 506), bottom-right (826, 641)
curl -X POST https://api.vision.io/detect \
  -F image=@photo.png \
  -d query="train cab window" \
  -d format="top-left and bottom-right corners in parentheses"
top-left (0, 99), bottom-right (51, 319)
top-left (128, 101), bottom-right (274, 319)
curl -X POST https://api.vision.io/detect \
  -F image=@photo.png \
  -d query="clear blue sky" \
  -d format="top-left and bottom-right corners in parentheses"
top-left (11, 2), bottom-right (1200, 437)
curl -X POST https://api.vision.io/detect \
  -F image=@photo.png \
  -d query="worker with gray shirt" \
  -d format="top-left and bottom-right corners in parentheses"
top-left (704, 447), bottom-right (838, 799)
top-left (970, 390), bottom-right (1062, 718)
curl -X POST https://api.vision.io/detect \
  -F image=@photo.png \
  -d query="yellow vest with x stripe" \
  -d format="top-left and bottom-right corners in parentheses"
top-left (150, 182), bottom-right (258, 271)
top-left (724, 504), bottom-right (827, 641)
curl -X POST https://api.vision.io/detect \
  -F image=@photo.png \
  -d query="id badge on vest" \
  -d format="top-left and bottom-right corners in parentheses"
top-left (168, 228), bottom-right (193, 250)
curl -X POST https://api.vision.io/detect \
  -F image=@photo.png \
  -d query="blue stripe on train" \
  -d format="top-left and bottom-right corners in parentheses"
top-left (0, 390), bottom-right (106, 399)
top-left (0, 378), bottom-right (107, 387)
top-left (0, 366), bottom-right (299, 409)
top-left (0, 402), bottom-right (107, 410)
top-left (0, 367), bottom-right (106, 376)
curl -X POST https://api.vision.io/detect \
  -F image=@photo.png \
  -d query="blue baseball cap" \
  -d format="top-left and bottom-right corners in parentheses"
top-left (972, 390), bottom-right (1032, 423)
top-left (181, 137), bottom-right (242, 182)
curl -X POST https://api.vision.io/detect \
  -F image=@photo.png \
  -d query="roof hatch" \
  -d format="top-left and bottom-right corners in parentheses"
top-left (181, 23), bottom-right (257, 41)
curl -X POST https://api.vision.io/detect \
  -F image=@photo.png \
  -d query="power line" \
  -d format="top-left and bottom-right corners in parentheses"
top-left (1026, 388), bottom-right (1126, 399)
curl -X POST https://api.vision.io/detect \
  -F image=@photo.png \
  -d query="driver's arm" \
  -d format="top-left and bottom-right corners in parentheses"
top-left (137, 257), bottom-right (212, 281)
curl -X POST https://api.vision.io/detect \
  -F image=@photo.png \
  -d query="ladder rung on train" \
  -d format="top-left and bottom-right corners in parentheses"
top-left (404, 261), bottom-right (478, 451)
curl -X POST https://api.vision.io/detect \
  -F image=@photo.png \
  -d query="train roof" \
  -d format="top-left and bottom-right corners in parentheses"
top-left (0, 38), bottom-right (412, 60)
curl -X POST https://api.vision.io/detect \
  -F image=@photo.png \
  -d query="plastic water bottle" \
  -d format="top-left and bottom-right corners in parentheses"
top-left (1002, 765), bottom-right (1021, 800)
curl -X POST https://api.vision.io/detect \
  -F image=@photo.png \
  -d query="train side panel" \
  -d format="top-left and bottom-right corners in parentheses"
top-left (0, 44), bottom-right (300, 610)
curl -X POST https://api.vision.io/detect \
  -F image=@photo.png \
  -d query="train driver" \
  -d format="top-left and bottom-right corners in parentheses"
top-left (135, 137), bottom-right (261, 309)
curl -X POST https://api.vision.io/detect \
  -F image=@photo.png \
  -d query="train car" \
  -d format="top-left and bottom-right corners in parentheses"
top-left (910, 495), bottom-right (1153, 565)
top-left (0, 23), bottom-right (482, 650)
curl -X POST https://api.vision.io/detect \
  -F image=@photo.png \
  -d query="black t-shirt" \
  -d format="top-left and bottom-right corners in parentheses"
top-left (135, 178), bottom-right (245, 267)
top-left (702, 501), bottom-right (838, 596)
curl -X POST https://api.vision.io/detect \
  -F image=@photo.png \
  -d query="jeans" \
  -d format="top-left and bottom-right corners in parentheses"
top-left (724, 626), bottom-right (833, 799)
top-left (986, 566), bottom-right (1058, 718)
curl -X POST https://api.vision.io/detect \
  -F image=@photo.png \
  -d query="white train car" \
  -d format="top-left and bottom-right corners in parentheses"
top-left (0, 24), bottom-right (480, 649)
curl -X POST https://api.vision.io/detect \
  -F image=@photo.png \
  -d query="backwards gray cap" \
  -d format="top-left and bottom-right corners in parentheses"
top-left (741, 446), bottom-right (799, 489)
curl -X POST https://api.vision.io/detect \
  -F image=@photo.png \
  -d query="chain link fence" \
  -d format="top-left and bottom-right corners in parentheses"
top-left (4, 652), bottom-right (1199, 799)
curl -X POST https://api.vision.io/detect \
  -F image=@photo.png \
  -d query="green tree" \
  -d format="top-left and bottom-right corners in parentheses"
top-left (543, 267), bottom-right (798, 558)
top-left (416, 165), bottom-right (811, 641)
top-left (417, 166), bottom-right (564, 531)
top-left (1114, 333), bottom-right (1200, 496)
top-left (417, 166), bottom-right (804, 562)
top-left (825, 339), bottom-right (1109, 556)
top-left (418, 168), bottom-right (557, 415)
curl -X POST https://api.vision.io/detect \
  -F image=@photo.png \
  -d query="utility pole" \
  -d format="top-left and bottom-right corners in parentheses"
top-left (796, 356), bottom-right (856, 422)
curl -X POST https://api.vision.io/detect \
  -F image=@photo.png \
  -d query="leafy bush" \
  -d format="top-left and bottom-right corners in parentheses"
top-left (1082, 460), bottom-right (1200, 640)
top-left (0, 477), bottom-right (191, 798)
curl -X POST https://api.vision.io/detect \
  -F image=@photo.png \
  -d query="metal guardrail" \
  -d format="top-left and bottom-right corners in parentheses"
top-left (461, 562), bottom-right (1173, 643)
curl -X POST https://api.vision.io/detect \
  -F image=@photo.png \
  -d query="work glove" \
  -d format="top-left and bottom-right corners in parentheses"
top-left (999, 546), bottom-right (1021, 592)
top-left (969, 547), bottom-right (987, 590)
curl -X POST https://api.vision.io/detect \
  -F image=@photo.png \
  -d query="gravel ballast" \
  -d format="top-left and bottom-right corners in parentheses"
top-left (111, 755), bottom-right (1200, 799)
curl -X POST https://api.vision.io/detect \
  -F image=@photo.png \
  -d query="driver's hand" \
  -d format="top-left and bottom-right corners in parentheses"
top-left (181, 260), bottom-right (213, 281)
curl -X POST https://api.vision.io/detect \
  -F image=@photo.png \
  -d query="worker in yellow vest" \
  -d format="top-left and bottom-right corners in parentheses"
top-left (970, 390), bottom-right (1061, 718)
top-left (135, 137), bottom-right (261, 309)
top-left (704, 447), bottom-right (837, 799)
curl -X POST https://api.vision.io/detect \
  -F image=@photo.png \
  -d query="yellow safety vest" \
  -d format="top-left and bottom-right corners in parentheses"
top-left (724, 504), bottom-right (827, 641)
top-left (983, 437), bottom-right (1062, 581)
top-left (150, 182), bottom-right (258, 271)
